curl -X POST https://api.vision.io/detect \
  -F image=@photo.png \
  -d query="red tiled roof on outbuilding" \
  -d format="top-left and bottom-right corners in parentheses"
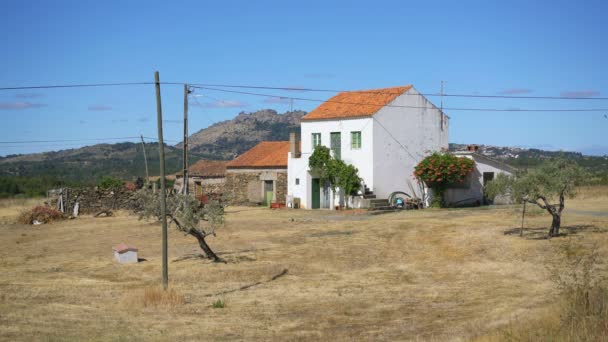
top-left (187, 160), bottom-right (228, 177)
top-left (226, 141), bottom-right (290, 169)
top-left (301, 85), bottom-right (412, 121)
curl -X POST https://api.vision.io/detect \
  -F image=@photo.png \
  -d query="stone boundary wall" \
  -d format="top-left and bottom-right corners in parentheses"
top-left (48, 187), bottom-right (141, 215)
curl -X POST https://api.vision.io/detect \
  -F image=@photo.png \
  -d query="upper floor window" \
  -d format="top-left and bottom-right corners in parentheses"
top-left (351, 131), bottom-right (361, 149)
top-left (312, 133), bottom-right (321, 148)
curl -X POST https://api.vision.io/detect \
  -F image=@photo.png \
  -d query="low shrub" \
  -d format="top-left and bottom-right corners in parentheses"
top-left (212, 298), bottom-right (225, 308)
top-left (17, 206), bottom-right (65, 224)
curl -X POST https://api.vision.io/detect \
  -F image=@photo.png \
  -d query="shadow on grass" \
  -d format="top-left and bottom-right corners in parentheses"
top-left (504, 224), bottom-right (607, 240)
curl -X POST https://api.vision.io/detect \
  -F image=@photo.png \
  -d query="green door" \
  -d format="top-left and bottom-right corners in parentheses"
top-left (330, 132), bottom-right (341, 160)
top-left (264, 181), bottom-right (273, 206)
top-left (311, 178), bottom-right (320, 209)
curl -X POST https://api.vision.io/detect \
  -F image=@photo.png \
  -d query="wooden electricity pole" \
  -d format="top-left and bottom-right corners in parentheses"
top-left (154, 71), bottom-right (169, 290)
top-left (140, 135), bottom-right (149, 184)
top-left (183, 84), bottom-right (189, 195)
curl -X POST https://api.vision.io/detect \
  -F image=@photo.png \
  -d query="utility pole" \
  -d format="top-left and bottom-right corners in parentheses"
top-left (154, 71), bottom-right (169, 290)
top-left (140, 135), bottom-right (149, 185)
top-left (182, 84), bottom-right (190, 195)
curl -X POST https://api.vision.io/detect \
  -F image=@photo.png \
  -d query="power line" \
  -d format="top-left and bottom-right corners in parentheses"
top-left (0, 136), bottom-right (146, 144)
top-left (191, 86), bottom-right (608, 112)
top-left (1, 80), bottom-right (605, 101)
top-left (0, 136), bottom-right (179, 144)
top-left (187, 82), bottom-right (608, 101)
top-left (0, 82), bottom-right (160, 91)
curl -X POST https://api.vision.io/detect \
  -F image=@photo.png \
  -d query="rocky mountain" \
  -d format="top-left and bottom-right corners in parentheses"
top-left (182, 109), bottom-right (305, 159)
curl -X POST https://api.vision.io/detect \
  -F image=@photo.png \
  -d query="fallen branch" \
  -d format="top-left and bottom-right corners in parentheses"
top-left (94, 210), bottom-right (113, 217)
top-left (204, 268), bottom-right (288, 297)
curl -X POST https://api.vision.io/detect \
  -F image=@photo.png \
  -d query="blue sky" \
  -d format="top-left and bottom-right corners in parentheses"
top-left (1, 0), bottom-right (607, 156)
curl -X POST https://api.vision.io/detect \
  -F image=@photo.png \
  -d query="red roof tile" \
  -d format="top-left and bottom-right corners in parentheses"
top-left (187, 160), bottom-right (228, 177)
top-left (301, 85), bottom-right (412, 121)
top-left (226, 141), bottom-right (290, 169)
top-left (113, 243), bottom-right (138, 254)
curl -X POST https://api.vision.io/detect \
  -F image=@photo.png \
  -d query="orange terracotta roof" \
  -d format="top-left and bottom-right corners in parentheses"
top-left (301, 85), bottom-right (412, 121)
top-left (226, 141), bottom-right (290, 168)
top-left (187, 160), bottom-right (228, 177)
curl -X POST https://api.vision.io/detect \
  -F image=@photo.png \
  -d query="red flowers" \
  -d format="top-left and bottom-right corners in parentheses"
top-left (414, 152), bottom-right (475, 186)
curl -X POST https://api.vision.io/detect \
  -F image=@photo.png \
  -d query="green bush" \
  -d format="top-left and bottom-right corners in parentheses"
top-left (98, 176), bottom-right (123, 190)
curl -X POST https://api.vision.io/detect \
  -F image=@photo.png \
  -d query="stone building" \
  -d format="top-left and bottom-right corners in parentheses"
top-left (225, 141), bottom-right (289, 206)
top-left (174, 160), bottom-right (227, 198)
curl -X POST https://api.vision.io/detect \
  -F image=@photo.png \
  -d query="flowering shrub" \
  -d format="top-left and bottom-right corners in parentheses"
top-left (414, 152), bottom-right (475, 207)
top-left (18, 206), bottom-right (65, 224)
top-left (124, 182), bottom-right (137, 192)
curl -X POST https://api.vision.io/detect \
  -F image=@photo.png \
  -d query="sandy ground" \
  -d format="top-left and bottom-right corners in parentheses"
top-left (0, 188), bottom-right (606, 341)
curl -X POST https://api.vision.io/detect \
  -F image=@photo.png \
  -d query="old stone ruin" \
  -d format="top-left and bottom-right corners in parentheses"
top-left (48, 187), bottom-right (142, 216)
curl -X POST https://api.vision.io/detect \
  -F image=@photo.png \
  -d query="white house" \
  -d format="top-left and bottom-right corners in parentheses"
top-left (287, 85), bottom-right (449, 209)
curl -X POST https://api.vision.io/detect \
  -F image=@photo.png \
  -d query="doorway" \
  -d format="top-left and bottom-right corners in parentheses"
top-left (311, 178), bottom-right (320, 209)
top-left (263, 180), bottom-right (274, 206)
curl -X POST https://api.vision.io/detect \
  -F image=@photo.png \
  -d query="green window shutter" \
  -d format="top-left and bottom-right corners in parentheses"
top-left (351, 131), bottom-right (361, 149)
top-left (312, 133), bottom-right (321, 148)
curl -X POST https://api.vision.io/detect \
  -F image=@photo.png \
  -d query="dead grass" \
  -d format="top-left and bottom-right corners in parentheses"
top-left (137, 287), bottom-right (186, 308)
top-left (0, 188), bottom-right (607, 341)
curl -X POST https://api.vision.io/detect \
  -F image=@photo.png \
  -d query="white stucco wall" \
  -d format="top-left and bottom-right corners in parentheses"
top-left (372, 87), bottom-right (449, 199)
top-left (444, 154), bottom-right (514, 206)
top-left (288, 117), bottom-right (374, 209)
top-left (114, 250), bottom-right (138, 264)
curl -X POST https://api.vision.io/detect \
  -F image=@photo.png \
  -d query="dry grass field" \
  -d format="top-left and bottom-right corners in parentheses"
top-left (0, 187), bottom-right (607, 341)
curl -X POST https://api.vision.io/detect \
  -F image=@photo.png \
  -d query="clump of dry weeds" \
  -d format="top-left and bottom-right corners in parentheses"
top-left (138, 287), bottom-right (186, 308)
top-left (17, 206), bottom-right (65, 224)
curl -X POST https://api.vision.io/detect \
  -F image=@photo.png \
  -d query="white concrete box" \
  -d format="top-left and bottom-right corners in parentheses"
top-left (113, 243), bottom-right (138, 264)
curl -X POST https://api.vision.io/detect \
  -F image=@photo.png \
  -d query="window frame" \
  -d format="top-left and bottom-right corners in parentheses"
top-left (350, 131), bottom-right (362, 149)
top-left (312, 133), bottom-right (322, 149)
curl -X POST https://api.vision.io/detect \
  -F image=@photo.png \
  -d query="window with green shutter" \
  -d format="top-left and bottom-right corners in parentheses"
top-left (351, 131), bottom-right (361, 149)
top-left (312, 133), bottom-right (321, 148)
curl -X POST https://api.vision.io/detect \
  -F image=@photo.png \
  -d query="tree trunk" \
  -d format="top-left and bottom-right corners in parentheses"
top-left (549, 213), bottom-right (561, 237)
top-left (188, 228), bottom-right (223, 262)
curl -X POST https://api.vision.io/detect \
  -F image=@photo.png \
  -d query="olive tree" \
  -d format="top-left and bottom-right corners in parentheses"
top-left (135, 189), bottom-right (225, 262)
top-left (485, 159), bottom-right (585, 237)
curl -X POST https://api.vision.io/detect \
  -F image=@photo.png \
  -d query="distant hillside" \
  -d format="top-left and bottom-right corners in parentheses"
top-left (0, 142), bottom-right (188, 183)
top-left (182, 109), bottom-right (304, 159)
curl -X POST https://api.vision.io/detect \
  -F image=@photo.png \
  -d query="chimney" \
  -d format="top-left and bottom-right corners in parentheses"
top-left (289, 132), bottom-right (301, 158)
top-left (467, 144), bottom-right (479, 152)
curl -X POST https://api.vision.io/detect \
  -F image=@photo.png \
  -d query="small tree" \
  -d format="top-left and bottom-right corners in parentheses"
top-left (485, 158), bottom-right (585, 237)
top-left (414, 152), bottom-right (475, 207)
top-left (309, 145), bottom-right (362, 208)
top-left (135, 189), bottom-right (226, 262)
top-left (98, 176), bottom-right (123, 190)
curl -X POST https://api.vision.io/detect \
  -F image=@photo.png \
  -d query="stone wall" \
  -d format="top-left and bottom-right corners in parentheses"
top-left (225, 169), bottom-right (287, 205)
top-left (48, 187), bottom-right (141, 215)
top-left (174, 177), bottom-right (226, 198)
